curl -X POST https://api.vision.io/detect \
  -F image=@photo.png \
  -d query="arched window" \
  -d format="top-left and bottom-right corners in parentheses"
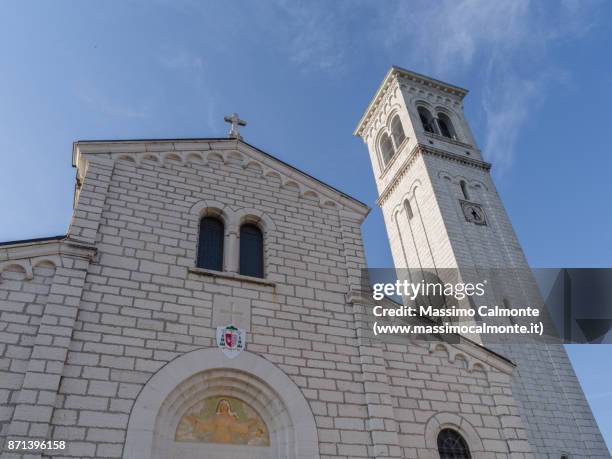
top-left (437, 112), bottom-right (456, 139)
top-left (379, 133), bottom-right (395, 166)
top-left (468, 296), bottom-right (483, 322)
top-left (390, 115), bottom-right (406, 148)
top-left (418, 107), bottom-right (436, 134)
top-left (437, 428), bottom-right (471, 459)
top-left (404, 199), bottom-right (414, 220)
top-left (239, 224), bottom-right (264, 278)
top-left (503, 298), bottom-right (516, 325)
top-left (197, 217), bottom-right (224, 271)
top-left (460, 180), bottom-right (470, 200)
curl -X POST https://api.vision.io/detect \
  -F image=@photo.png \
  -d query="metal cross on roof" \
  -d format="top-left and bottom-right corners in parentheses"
top-left (224, 112), bottom-right (247, 140)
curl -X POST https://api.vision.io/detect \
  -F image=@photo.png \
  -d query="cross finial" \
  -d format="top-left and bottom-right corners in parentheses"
top-left (224, 112), bottom-right (247, 140)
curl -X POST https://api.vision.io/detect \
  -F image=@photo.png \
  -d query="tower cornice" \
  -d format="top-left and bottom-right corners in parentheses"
top-left (354, 66), bottom-right (468, 138)
top-left (376, 144), bottom-right (491, 207)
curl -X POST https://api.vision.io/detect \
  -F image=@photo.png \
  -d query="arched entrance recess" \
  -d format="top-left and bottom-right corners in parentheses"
top-left (123, 349), bottom-right (319, 459)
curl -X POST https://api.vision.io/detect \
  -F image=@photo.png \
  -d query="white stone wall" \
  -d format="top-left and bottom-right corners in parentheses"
top-left (383, 340), bottom-right (532, 458)
top-left (1, 138), bottom-right (545, 459)
top-left (380, 153), bottom-right (459, 273)
top-left (359, 67), bottom-right (609, 458)
top-left (57, 146), bottom-right (370, 458)
top-left (0, 241), bottom-right (95, 458)
top-left (423, 152), bottom-right (610, 457)
top-left (0, 263), bottom-right (56, 439)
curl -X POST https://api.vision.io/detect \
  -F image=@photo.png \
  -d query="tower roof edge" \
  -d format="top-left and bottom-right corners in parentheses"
top-left (354, 66), bottom-right (468, 138)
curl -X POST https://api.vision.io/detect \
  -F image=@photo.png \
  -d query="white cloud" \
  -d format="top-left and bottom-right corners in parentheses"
top-left (141, 0), bottom-right (601, 161)
top-left (155, 47), bottom-right (217, 132)
top-left (158, 49), bottom-right (205, 71)
top-left (75, 82), bottom-right (150, 119)
top-left (263, 0), bottom-right (353, 72)
top-left (379, 0), bottom-right (601, 173)
top-left (250, 0), bottom-right (600, 169)
top-left (157, 0), bottom-right (353, 73)
top-left (481, 61), bottom-right (543, 173)
top-left (385, 0), bottom-right (531, 76)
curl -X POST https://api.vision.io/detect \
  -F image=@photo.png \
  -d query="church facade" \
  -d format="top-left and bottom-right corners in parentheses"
top-left (0, 68), bottom-right (608, 459)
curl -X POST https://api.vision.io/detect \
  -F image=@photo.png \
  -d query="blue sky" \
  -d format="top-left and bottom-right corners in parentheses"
top-left (1, 0), bottom-right (611, 451)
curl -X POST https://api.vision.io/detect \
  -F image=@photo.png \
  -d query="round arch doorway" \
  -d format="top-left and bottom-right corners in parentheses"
top-left (123, 349), bottom-right (319, 459)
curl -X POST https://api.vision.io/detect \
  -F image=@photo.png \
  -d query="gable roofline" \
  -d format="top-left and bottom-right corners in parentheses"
top-left (0, 235), bottom-right (66, 248)
top-left (72, 137), bottom-right (370, 218)
top-left (354, 66), bottom-right (469, 138)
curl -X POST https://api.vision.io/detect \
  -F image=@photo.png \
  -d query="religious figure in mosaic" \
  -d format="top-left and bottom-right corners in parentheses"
top-left (175, 396), bottom-right (270, 446)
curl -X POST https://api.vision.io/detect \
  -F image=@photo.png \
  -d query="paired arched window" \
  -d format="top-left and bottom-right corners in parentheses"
top-left (417, 106), bottom-right (458, 140)
top-left (197, 217), bottom-right (224, 271)
top-left (468, 296), bottom-right (483, 322)
top-left (239, 224), bottom-right (264, 278)
top-left (196, 214), bottom-right (265, 278)
top-left (418, 107), bottom-right (436, 134)
top-left (503, 298), bottom-right (516, 325)
top-left (380, 133), bottom-right (395, 166)
top-left (437, 113), bottom-right (456, 139)
top-left (437, 428), bottom-right (471, 459)
top-left (390, 115), bottom-right (406, 147)
top-left (378, 115), bottom-right (407, 168)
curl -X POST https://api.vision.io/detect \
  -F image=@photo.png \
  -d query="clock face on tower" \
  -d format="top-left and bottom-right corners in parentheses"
top-left (460, 200), bottom-right (487, 226)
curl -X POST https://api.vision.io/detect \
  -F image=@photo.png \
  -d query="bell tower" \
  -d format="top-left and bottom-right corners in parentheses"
top-left (355, 66), bottom-right (496, 275)
top-left (355, 66), bottom-right (609, 457)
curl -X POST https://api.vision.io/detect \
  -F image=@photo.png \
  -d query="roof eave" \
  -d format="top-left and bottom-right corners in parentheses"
top-left (354, 67), bottom-right (396, 138)
top-left (354, 66), bottom-right (469, 138)
top-left (0, 235), bottom-right (66, 248)
top-left (72, 138), bottom-right (370, 219)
